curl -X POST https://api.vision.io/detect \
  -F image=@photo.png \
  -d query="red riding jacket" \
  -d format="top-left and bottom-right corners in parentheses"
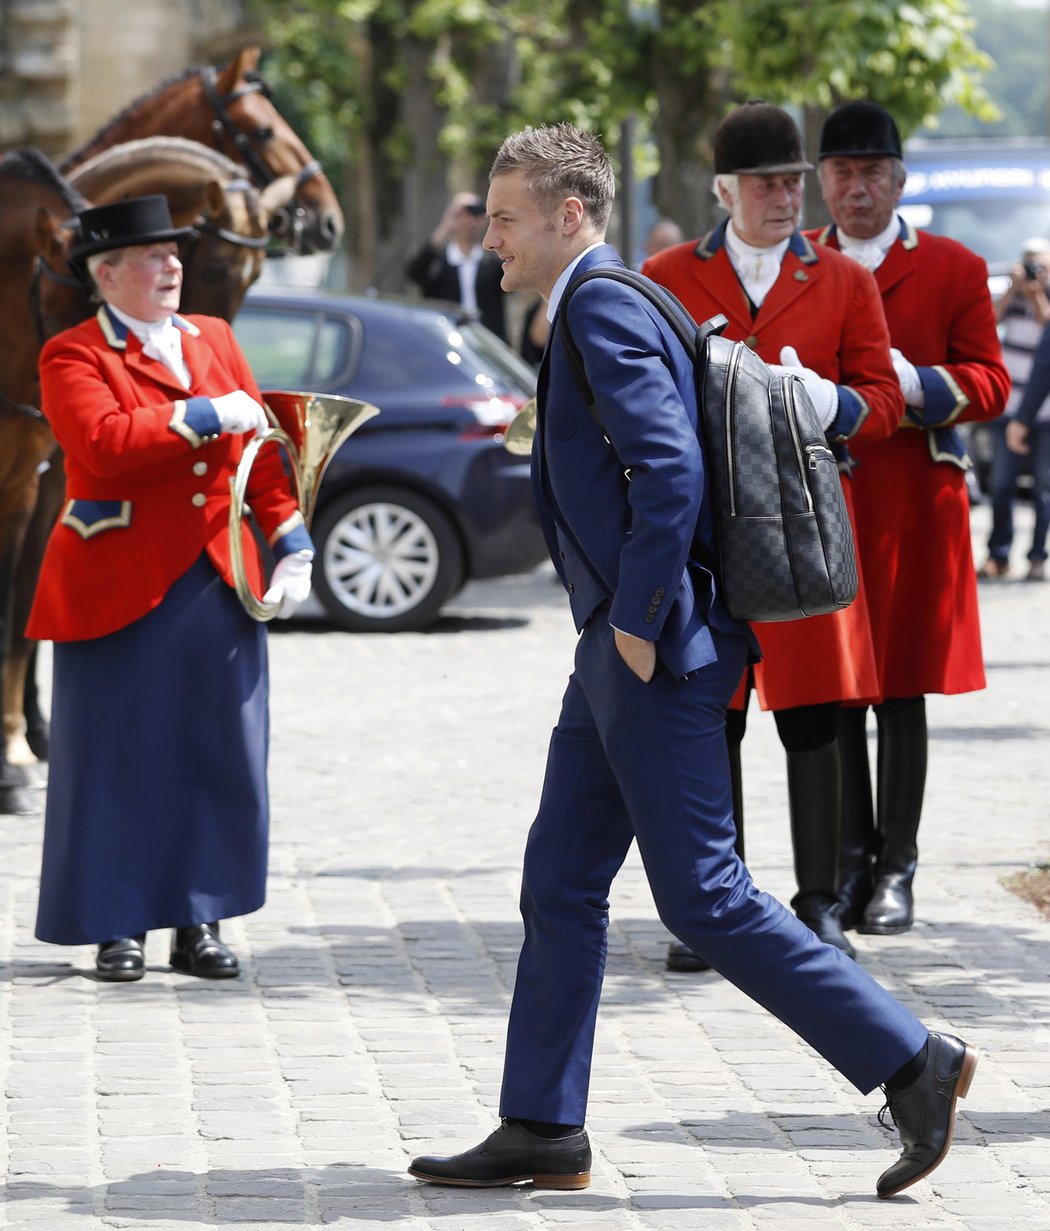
top-left (28, 307), bottom-right (307, 642)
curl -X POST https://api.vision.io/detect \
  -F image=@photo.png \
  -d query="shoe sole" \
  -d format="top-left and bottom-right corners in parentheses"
top-left (169, 954), bottom-right (240, 979)
top-left (95, 967), bottom-right (145, 982)
top-left (407, 1167), bottom-right (590, 1190)
top-left (877, 1043), bottom-right (979, 1199)
top-left (856, 921), bottom-right (913, 936)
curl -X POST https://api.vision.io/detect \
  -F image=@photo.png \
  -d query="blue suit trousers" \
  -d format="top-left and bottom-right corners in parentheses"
top-left (498, 616), bottom-right (928, 1125)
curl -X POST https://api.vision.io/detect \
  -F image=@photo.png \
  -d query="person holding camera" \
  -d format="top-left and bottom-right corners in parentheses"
top-left (405, 191), bottom-right (507, 340)
top-left (981, 239), bottom-right (1050, 582)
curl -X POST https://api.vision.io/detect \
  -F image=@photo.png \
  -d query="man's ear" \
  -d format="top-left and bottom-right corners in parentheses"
top-left (560, 196), bottom-right (586, 235)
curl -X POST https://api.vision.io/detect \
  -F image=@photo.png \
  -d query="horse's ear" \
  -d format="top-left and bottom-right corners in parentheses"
top-left (33, 206), bottom-right (59, 256)
top-left (221, 44), bottom-right (261, 87)
top-left (204, 179), bottom-right (227, 221)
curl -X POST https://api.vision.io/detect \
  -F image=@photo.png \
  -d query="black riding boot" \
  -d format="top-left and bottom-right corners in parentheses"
top-left (787, 740), bottom-right (855, 958)
top-left (836, 706), bottom-right (876, 931)
top-left (666, 737), bottom-right (745, 973)
top-left (858, 696), bottom-right (927, 935)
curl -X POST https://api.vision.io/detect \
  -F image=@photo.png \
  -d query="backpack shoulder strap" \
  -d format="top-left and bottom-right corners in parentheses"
top-left (557, 266), bottom-right (727, 433)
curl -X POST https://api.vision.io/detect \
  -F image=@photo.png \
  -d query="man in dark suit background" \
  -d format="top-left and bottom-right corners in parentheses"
top-left (405, 190), bottom-right (507, 340)
top-left (407, 122), bottom-right (977, 1200)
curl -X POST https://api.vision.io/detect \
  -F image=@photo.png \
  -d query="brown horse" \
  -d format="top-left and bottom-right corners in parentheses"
top-left (0, 139), bottom-right (285, 801)
top-left (0, 151), bottom-right (89, 810)
top-left (60, 45), bottom-right (344, 256)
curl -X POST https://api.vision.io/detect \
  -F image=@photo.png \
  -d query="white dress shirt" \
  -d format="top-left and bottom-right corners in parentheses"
top-left (109, 304), bottom-right (191, 387)
top-left (723, 222), bottom-right (790, 308)
top-left (837, 214), bottom-right (901, 272)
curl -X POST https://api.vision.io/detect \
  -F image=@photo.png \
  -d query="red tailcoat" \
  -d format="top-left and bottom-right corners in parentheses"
top-left (807, 221), bottom-right (1009, 698)
top-left (29, 308), bottom-right (303, 642)
top-left (643, 224), bottom-right (903, 710)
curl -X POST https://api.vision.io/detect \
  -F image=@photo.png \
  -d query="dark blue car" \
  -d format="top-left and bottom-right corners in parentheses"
top-left (233, 286), bottom-right (546, 631)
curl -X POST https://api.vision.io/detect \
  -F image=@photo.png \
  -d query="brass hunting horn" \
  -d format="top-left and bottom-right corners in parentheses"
top-left (503, 397), bottom-right (537, 455)
top-left (228, 390), bottom-right (380, 621)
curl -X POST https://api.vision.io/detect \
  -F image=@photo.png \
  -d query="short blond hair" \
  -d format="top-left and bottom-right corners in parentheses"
top-left (490, 123), bottom-right (614, 231)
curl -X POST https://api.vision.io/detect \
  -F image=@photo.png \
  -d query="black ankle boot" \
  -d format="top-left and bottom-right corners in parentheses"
top-left (859, 698), bottom-right (927, 936)
top-left (786, 741), bottom-right (855, 958)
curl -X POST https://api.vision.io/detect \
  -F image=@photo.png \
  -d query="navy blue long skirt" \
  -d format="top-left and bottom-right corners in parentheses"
top-left (36, 555), bottom-right (270, 946)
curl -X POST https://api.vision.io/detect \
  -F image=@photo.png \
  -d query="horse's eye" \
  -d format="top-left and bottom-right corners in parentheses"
top-left (254, 126), bottom-right (275, 142)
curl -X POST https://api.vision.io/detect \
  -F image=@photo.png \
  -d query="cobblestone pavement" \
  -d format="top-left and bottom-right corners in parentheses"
top-left (1, 503), bottom-right (1048, 1231)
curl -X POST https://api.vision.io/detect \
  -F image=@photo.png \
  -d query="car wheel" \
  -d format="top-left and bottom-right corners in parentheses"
top-left (311, 485), bottom-right (465, 632)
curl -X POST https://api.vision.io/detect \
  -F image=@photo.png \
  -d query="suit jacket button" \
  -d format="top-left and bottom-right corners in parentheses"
top-left (191, 492), bottom-right (206, 508)
top-left (567, 582), bottom-right (574, 594)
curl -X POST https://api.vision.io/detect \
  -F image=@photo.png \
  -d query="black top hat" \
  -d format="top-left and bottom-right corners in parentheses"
top-left (714, 102), bottom-right (813, 175)
top-left (819, 101), bottom-right (903, 161)
top-left (70, 194), bottom-right (193, 263)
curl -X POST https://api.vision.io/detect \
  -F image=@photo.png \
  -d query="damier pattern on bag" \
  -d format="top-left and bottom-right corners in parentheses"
top-left (560, 268), bottom-right (858, 623)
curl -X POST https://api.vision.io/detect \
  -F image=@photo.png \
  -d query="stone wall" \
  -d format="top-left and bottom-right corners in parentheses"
top-left (0, 0), bottom-right (250, 158)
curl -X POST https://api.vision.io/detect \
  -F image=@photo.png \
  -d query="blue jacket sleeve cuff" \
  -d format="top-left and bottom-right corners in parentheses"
top-left (910, 366), bottom-right (965, 428)
top-left (829, 385), bottom-right (867, 440)
top-left (185, 397), bottom-right (222, 439)
top-left (271, 519), bottom-right (314, 559)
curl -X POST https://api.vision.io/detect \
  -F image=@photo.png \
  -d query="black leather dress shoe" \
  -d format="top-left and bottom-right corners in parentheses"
top-left (96, 934), bottom-right (146, 982)
top-left (408, 1119), bottom-right (591, 1189)
top-left (666, 939), bottom-right (713, 972)
top-left (170, 922), bottom-right (239, 979)
top-left (876, 1031), bottom-right (979, 1198)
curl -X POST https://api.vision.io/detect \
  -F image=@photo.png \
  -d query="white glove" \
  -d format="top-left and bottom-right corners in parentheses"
top-left (263, 549), bottom-right (314, 619)
top-left (211, 390), bottom-right (269, 436)
top-left (890, 347), bottom-right (925, 408)
top-left (771, 346), bottom-right (839, 430)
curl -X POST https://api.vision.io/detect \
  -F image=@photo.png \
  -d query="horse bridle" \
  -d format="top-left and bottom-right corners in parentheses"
top-left (29, 246), bottom-right (84, 349)
top-left (201, 65), bottom-right (323, 247)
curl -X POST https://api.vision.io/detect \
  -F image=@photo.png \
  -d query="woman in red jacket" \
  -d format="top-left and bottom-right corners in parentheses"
top-left (30, 196), bottom-right (314, 981)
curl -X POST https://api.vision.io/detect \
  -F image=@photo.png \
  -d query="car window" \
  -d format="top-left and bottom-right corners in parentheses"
top-left (354, 314), bottom-right (536, 398)
top-left (236, 308), bottom-right (351, 389)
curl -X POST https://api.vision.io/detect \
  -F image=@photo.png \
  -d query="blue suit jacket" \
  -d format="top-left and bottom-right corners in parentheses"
top-left (533, 244), bottom-right (756, 678)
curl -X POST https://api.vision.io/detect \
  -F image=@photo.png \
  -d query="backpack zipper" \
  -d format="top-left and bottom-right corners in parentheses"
top-left (783, 377), bottom-right (815, 514)
top-left (726, 345), bottom-right (741, 516)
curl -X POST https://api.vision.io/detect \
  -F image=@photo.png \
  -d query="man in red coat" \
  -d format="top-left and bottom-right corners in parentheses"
top-left (808, 101), bottom-right (1009, 936)
top-left (30, 195), bottom-right (314, 982)
top-left (643, 102), bottom-right (904, 966)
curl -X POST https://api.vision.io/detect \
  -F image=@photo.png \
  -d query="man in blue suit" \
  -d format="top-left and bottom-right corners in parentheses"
top-left (408, 122), bottom-right (977, 1200)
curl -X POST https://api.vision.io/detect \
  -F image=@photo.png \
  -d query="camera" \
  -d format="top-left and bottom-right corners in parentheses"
top-left (463, 202), bottom-right (486, 217)
top-left (1023, 259), bottom-right (1040, 281)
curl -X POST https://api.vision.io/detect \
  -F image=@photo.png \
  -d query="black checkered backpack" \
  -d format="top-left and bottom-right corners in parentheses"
top-left (559, 267), bottom-right (858, 623)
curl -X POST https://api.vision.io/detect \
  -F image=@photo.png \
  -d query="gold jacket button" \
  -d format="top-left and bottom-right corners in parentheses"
top-left (191, 492), bottom-right (206, 507)
top-left (192, 461), bottom-right (208, 476)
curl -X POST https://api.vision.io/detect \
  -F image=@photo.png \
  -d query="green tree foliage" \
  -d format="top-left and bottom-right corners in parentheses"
top-left (246, 0), bottom-right (997, 282)
top-left (916, 0), bottom-right (1048, 138)
top-left (710, 0), bottom-right (996, 139)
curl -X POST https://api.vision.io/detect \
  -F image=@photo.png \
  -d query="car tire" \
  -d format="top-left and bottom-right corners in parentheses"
top-left (311, 485), bottom-right (465, 632)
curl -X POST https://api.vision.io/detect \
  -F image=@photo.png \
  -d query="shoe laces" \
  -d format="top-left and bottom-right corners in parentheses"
top-left (877, 1086), bottom-right (900, 1133)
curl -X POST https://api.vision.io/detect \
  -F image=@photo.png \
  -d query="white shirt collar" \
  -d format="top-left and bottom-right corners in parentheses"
top-left (107, 304), bottom-right (178, 347)
top-left (723, 222), bottom-right (790, 308)
top-left (445, 241), bottom-right (484, 268)
top-left (108, 305), bottom-right (190, 386)
top-left (546, 242), bottom-right (605, 323)
top-left (837, 214), bottom-right (901, 270)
